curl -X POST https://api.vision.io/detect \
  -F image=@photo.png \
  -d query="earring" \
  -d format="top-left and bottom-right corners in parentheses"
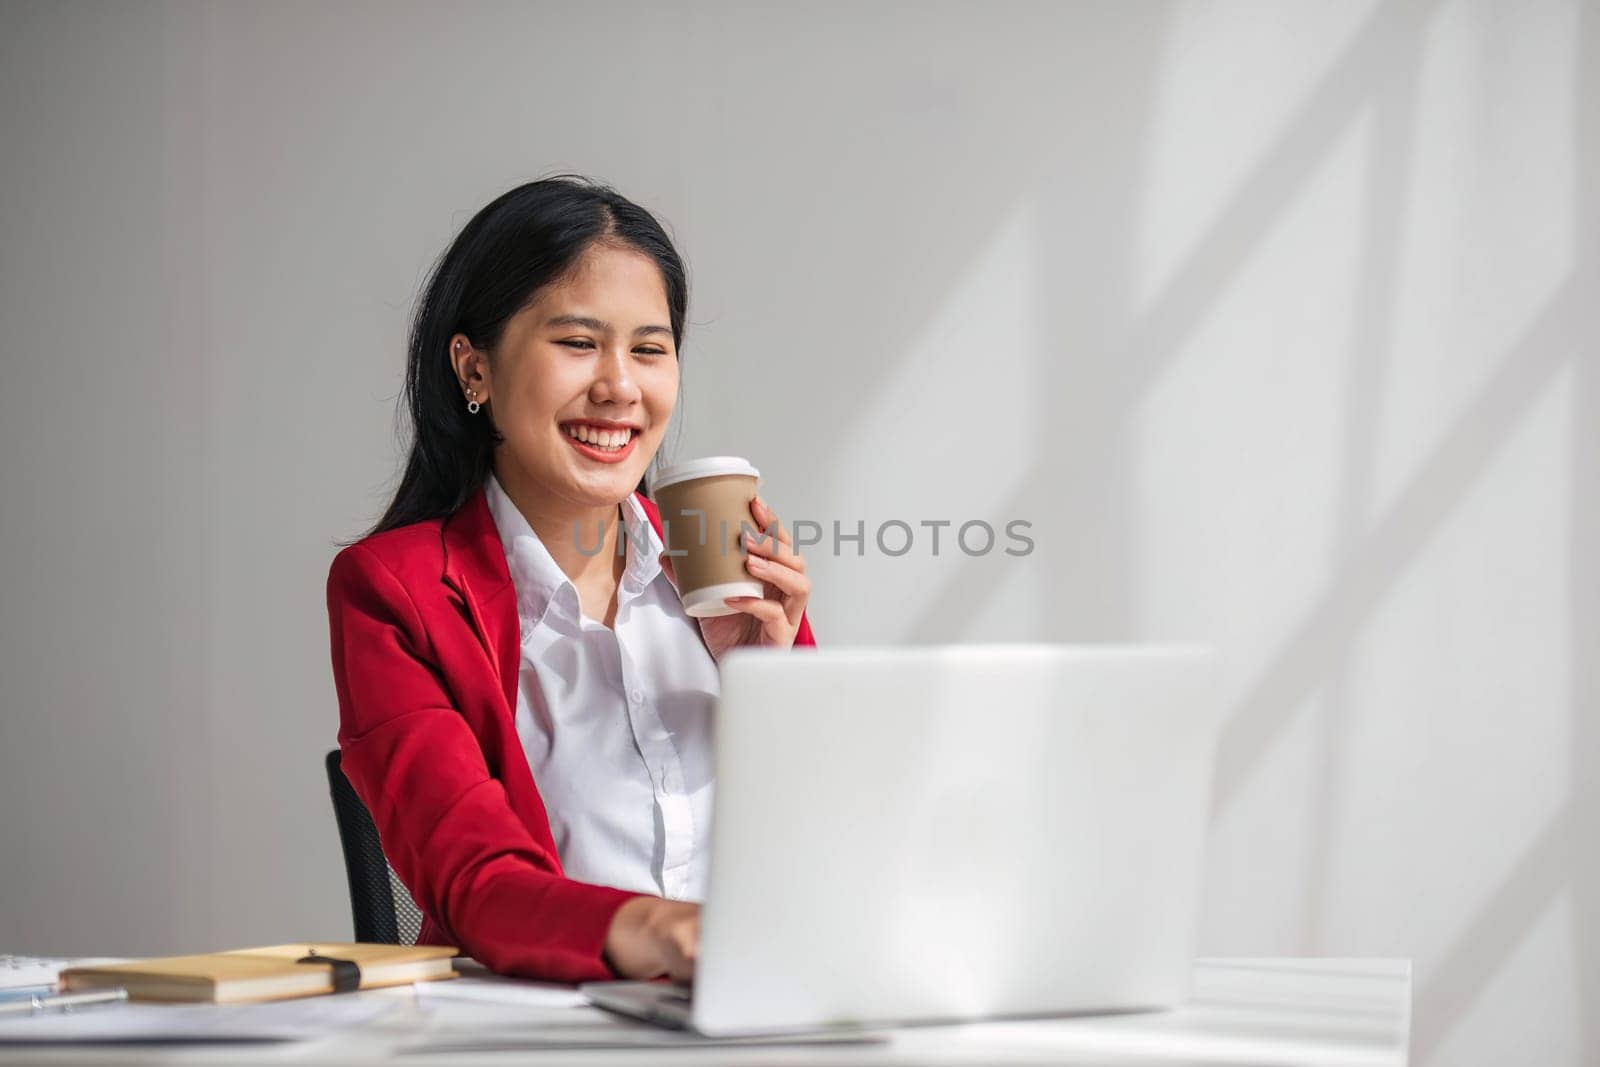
top-left (465, 388), bottom-right (481, 415)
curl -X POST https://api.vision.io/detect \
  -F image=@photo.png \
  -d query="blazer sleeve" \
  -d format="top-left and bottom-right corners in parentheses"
top-left (326, 543), bottom-right (642, 982)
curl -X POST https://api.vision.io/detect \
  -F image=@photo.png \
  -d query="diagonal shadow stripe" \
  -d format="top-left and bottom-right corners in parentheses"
top-left (920, 270), bottom-right (1581, 659)
top-left (1413, 806), bottom-right (1572, 1063)
top-left (702, 12), bottom-right (1174, 487)
top-left (883, 10), bottom-right (1595, 1063)
top-left (1565, 3), bottom-right (1600, 1060)
top-left (1119, 0), bottom-right (1445, 407)
top-left (897, 0), bottom-right (1450, 645)
top-left (1567, 320), bottom-right (1600, 1063)
top-left (1214, 277), bottom-right (1583, 811)
top-left (1304, 20), bottom-right (1425, 951)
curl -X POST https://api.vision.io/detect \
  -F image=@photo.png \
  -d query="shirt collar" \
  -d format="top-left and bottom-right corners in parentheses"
top-left (618, 492), bottom-right (665, 593)
top-left (483, 471), bottom-right (664, 632)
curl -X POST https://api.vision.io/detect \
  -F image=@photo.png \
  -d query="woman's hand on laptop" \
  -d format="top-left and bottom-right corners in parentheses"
top-left (659, 495), bottom-right (811, 661)
top-left (603, 897), bottom-right (700, 981)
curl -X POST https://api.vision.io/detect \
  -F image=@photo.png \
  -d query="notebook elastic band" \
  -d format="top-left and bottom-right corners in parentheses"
top-left (297, 953), bottom-right (361, 993)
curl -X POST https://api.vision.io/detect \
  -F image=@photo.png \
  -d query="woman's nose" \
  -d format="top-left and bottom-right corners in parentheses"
top-left (590, 347), bottom-right (642, 404)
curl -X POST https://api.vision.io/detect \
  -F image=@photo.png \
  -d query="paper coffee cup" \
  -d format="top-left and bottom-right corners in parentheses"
top-left (651, 456), bottom-right (765, 618)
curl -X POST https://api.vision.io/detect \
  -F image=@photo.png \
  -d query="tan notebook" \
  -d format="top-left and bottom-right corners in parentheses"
top-left (59, 943), bottom-right (459, 1004)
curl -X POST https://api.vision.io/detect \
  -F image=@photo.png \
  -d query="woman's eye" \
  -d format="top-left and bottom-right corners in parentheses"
top-left (556, 339), bottom-right (668, 356)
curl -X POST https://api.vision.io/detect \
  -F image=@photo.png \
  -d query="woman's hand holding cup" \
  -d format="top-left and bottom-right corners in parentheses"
top-left (661, 494), bottom-right (810, 659)
top-left (652, 457), bottom-right (811, 661)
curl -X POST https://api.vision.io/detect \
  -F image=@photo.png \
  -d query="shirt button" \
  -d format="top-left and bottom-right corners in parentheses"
top-left (630, 689), bottom-right (644, 703)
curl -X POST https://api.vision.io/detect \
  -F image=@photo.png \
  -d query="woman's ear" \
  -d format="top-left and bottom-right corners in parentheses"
top-left (449, 334), bottom-right (489, 400)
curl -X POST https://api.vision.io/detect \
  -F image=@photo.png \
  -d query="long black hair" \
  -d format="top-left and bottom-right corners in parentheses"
top-left (362, 176), bottom-right (688, 539)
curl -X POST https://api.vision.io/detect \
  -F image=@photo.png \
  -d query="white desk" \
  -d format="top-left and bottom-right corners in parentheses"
top-left (0, 958), bottom-right (1411, 1066)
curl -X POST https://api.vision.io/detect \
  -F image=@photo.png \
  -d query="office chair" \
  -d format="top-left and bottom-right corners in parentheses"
top-left (323, 749), bottom-right (425, 946)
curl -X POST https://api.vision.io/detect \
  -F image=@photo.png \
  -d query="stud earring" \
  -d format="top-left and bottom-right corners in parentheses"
top-left (465, 388), bottom-right (481, 415)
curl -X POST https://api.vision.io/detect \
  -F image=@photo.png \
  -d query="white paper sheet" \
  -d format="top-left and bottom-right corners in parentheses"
top-left (0, 995), bottom-right (397, 1043)
top-left (0, 956), bottom-right (127, 991)
top-left (399, 1025), bottom-right (889, 1054)
top-left (412, 974), bottom-right (587, 1009)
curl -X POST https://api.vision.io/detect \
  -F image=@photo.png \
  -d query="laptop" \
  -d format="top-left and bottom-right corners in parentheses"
top-left (582, 644), bottom-right (1222, 1036)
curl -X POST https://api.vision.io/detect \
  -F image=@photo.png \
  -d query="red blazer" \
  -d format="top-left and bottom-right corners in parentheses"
top-left (325, 484), bottom-right (814, 982)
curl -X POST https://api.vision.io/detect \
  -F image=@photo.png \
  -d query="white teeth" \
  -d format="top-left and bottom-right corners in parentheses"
top-left (564, 425), bottom-right (633, 451)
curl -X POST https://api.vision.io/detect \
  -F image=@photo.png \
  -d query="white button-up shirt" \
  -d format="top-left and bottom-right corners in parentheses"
top-left (484, 471), bottom-right (719, 901)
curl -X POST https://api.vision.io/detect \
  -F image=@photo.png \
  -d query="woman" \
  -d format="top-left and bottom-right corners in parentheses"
top-left (326, 177), bottom-right (815, 984)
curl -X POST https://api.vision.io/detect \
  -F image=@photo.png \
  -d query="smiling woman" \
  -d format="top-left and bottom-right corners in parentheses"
top-left (456, 245), bottom-right (679, 520)
top-left (371, 178), bottom-right (686, 527)
top-left (325, 177), bottom-right (815, 985)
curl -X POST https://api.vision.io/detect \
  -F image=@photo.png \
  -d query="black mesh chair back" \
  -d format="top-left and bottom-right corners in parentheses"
top-left (324, 749), bottom-right (424, 946)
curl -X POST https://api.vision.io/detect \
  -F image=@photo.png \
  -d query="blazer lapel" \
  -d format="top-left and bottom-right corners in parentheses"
top-left (440, 485), bottom-right (520, 715)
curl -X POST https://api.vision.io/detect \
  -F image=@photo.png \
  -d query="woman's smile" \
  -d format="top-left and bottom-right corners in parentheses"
top-left (560, 419), bottom-right (641, 463)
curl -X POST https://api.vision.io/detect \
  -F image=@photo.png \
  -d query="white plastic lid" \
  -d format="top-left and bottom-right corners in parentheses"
top-left (650, 455), bottom-right (761, 491)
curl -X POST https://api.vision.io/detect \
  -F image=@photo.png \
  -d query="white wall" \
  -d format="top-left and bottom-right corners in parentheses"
top-left (1, 2), bottom-right (1593, 1063)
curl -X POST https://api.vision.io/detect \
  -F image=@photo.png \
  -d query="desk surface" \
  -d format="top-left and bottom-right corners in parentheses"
top-left (0, 958), bottom-right (1411, 1066)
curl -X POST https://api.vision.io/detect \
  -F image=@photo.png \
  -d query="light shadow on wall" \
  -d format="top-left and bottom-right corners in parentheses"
top-left (883, 2), bottom-right (1591, 1060)
top-left (911, 0), bottom-right (1452, 644)
top-left (1304, 8), bottom-right (1424, 953)
top-left (1563, 1), bottom-right (1598, 1061)
top-left (1211, 278), bottom-right (1583, 814)
top-left (1413, 805), bottom-right (1572, 1062)
top-left (1116, 0), bottom-right (1445, 409)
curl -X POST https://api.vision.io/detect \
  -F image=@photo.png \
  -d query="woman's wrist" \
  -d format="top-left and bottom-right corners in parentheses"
top-left (602, 895), bottom-right (700, 981)
top-left (602, 896), bottom-right (650, 976)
